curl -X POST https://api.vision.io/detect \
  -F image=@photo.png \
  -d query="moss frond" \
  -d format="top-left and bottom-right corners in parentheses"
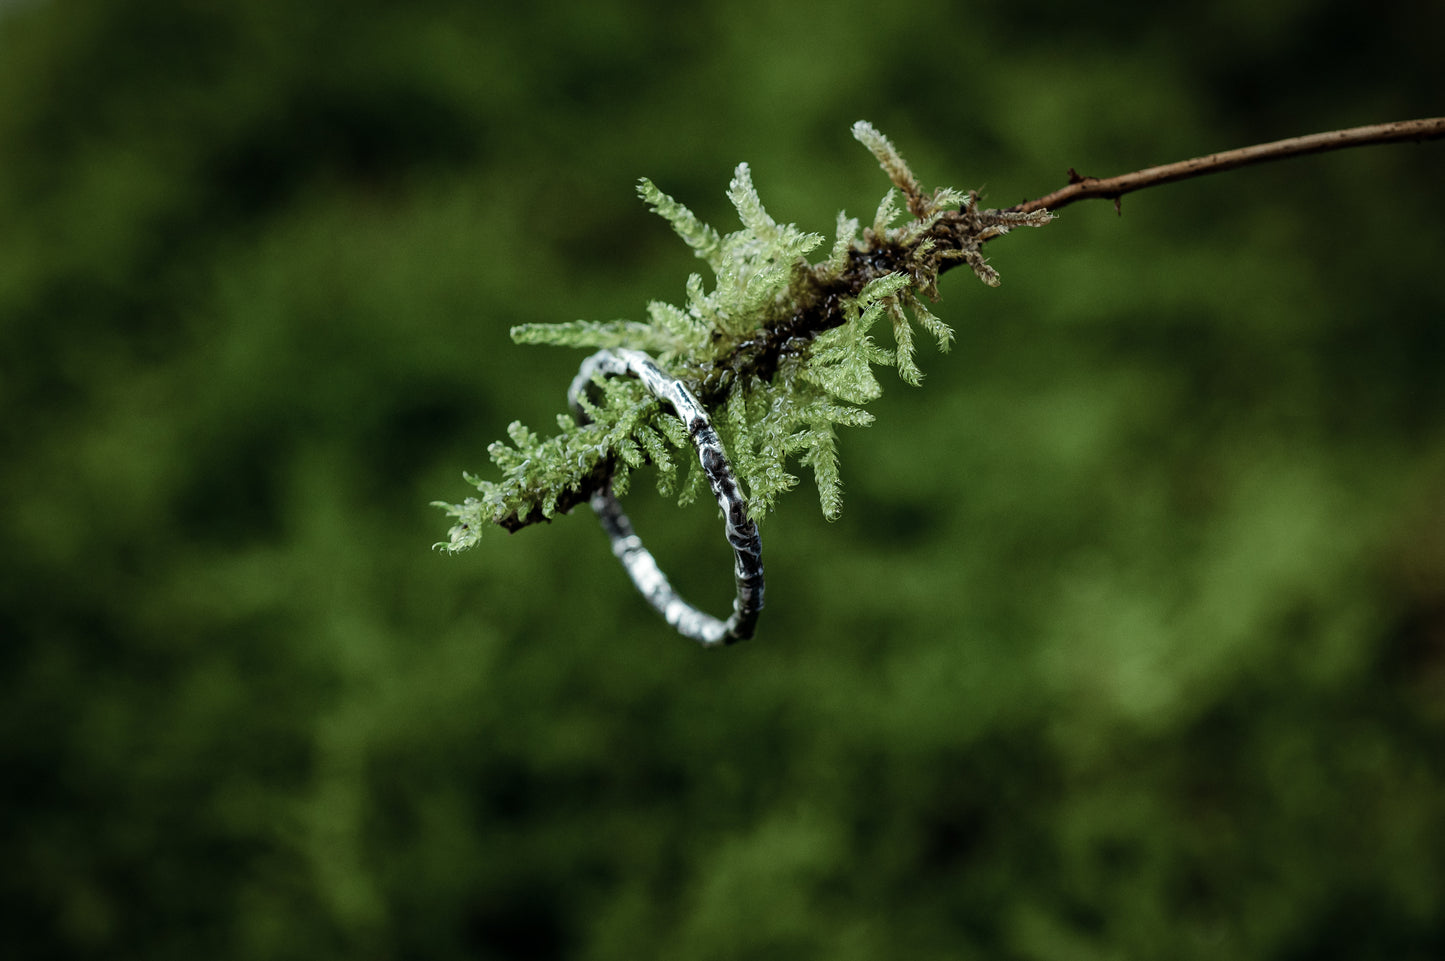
top-left (827, 212), bottom-right (860, 271)
top-left (800, 317), bottom-right (889, 405)
top-left (852, 121), bottom-right (924, 215)
top-left (908, 298), bottom-right (955, 352)
top-left (889, 299), bottom-right (922, 385)
top-left (796, 425), bottom-right (843, 520)
top-left (726, 163), bottom-right (781, 246)
top-left (511, 319), bottom-right (673, 353)
top-left (638, 177), bottom-right (723, 271)
top-left (872, 189), bottom-right (901, 234)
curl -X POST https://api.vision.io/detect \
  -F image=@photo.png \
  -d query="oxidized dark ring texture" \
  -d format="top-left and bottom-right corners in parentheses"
top-left (568, 349), bottom-right (764, 646)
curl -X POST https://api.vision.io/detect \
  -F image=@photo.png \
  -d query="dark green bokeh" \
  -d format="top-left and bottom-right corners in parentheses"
top-left (3, 1), bottom-right (1443, 958)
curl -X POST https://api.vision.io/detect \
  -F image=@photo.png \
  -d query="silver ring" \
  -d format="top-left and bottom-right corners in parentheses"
top-left (569, 349), bottom-right (764, 646)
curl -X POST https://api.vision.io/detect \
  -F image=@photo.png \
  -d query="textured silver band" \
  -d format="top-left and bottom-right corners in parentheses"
top-left (569, 349), bottom-right (764, 646)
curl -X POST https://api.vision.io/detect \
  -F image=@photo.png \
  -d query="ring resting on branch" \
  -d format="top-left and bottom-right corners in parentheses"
top-left (437, 116), bottom-right (1445, 645)
top-left (569, 349), bottom-right (763, 646)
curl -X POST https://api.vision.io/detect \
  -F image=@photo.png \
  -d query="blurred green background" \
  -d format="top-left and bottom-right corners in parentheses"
top-left (3, 1), bottom-right (1443, 958)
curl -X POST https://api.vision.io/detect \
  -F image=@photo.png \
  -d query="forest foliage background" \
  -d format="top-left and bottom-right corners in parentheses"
top-left (2, 1), bottom-right (1444, 959)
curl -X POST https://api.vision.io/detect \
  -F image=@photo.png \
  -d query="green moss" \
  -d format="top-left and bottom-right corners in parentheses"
top-left (436, 122), bottom-right (1052, 548)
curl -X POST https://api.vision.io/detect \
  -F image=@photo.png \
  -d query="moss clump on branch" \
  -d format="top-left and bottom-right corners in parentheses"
top-left (436, 122), bottom-right (1052, 550)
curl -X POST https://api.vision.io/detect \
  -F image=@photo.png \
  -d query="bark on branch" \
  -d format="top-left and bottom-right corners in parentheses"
top-left (1010, 117), bottom-right (1445, 215)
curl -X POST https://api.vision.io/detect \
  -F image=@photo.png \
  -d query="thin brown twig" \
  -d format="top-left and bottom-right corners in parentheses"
top-left (1009, 117), bottom-right (1445, 215)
